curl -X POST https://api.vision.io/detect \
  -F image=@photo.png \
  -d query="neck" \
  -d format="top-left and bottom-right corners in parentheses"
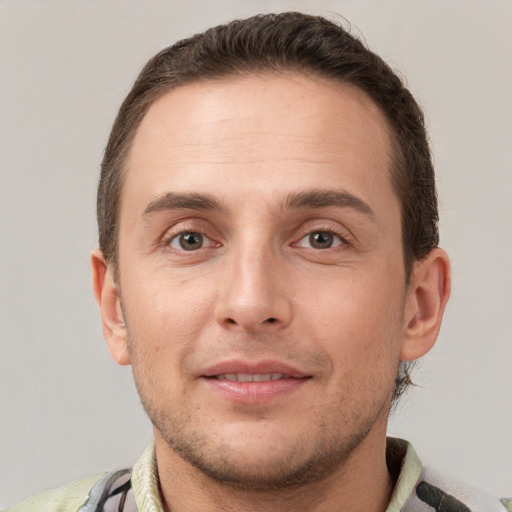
top-left (154, 426), bottom-right (394, 512)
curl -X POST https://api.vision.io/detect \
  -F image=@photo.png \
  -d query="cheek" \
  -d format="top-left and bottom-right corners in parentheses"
top-left (296, 269), bottom-right (405, 374)
top-left (121, 269), bottom-right (218, 365)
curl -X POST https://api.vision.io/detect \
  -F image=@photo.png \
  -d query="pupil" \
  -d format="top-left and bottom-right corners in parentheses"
top-left (310, 231), bottom-right (333, 248)
top-left (180, 232), bottom-right (202, 250)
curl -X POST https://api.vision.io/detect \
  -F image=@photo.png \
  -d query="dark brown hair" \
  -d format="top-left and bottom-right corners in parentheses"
top-left (98, 12), bottom-right (439, 400)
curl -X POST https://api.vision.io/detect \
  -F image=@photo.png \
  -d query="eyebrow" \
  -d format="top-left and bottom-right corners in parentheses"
top-left (283, 190), bottom-right (374, 218)
top-left (142, 192), bottom-right (226, 219)
top-left (141, 189), bottom-right (374, 220)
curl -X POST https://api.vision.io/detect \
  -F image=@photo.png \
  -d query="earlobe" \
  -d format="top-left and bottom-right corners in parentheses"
top-left (91, 249), bottom-right (131, 366)
top-left (400, 248), bottom-right (451, 362)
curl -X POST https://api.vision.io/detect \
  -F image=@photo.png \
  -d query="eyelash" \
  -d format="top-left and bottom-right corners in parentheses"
top-left (294, 230), bottom-right (348, 250)
top-left (161, 224), bottom-right (351, 254)
top-left (160, 226), bottom-right (218, 254)
top-left (166, 231), bottom-right (216, 251)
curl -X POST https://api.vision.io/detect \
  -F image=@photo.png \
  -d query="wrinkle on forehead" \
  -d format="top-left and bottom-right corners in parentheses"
top-left (131, 71), bottom-right (394, 169)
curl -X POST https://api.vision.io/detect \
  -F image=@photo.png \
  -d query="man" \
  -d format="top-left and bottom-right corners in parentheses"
top-left (6, 11), bottom-right (509, 512)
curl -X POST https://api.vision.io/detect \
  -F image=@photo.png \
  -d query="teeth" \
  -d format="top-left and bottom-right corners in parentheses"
top-left (215, 373), bottom-right (289, 382)
top-left (253, 374), bottom-right (272, 382)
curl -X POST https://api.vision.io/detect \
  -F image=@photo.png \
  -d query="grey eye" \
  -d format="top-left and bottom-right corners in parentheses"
top-left (309, 231), bottom-right (335, 249)
top-left (171, 232), bottom-right (205, 251)
top-left (294, 230), bottom-right (344, 250)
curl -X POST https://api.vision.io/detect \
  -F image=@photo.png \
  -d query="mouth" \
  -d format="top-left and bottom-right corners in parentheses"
top-left (202, 359), bottom-right (309, 378)
top-left (201, 361), bottom-right (311, 404)
top-left (210, 373), bottom-right (296, 382)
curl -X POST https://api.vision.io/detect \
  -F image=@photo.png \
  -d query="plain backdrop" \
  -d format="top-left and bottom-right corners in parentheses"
top-left (1, 0), bottom-right (511, 507)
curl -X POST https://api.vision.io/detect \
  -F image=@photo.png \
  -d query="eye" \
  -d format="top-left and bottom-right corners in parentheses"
top-left (296, 230), bottom-right (345, 249)
top-left (168, 232), bottom-right (211, 251)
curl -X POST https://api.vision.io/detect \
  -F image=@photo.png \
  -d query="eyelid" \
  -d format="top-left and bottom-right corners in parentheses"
top-left (291, 220), bottom-right (354, 247)
top-left (294, 230), bottom-right (346, 249)
top-left (168, 231), bottom-right (214, 250)
top-left (157, 217), bottom-right (354, 253)
top-left (159, 218), bottom-right (222, 250)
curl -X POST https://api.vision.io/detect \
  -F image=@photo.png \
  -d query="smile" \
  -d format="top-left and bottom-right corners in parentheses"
top-left (202, 365), bottom-right (310, 404)
top-left (212, 373), bottom-right (292, 382)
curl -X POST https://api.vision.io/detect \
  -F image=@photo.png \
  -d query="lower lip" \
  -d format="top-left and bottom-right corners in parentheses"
top-left (202, 377), bottom-right (309, 404)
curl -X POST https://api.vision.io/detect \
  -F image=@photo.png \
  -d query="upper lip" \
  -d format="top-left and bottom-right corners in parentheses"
top-left (201, 360), bottom-right (310, 379)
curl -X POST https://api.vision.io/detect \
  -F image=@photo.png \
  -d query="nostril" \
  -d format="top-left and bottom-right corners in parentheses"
top-left (226, 318), bottom-right (237, 324)
top-left (265, 318), bottom-right (277, 323)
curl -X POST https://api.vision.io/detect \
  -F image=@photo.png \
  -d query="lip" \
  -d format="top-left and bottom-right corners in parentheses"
top-left (201, 359), bottom-right (309, 378)
top-left (200, 359), bottom-right (311, 405)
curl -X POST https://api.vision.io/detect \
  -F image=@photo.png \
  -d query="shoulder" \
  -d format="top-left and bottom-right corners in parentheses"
top-left (3, 473), bottom-right (107, 512)
top-left (413, 467), bottom-right (512, 512)
top-left (3, 469), bottom-right (134, 512)
top-left (386, 438), bottom-right (511, 512)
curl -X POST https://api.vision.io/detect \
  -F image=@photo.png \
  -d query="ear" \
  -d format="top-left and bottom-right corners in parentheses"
top-left (401, 248), bottom-right (451, 361)
top-left (91, 249), bottom-right (130, 365)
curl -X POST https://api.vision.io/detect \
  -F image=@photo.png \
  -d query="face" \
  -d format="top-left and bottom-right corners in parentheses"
top-left (115, 73), bottom-right (409, 488)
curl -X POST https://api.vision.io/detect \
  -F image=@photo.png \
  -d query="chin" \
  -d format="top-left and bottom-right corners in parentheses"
top-left (159, 421), bottom-right (369, 491)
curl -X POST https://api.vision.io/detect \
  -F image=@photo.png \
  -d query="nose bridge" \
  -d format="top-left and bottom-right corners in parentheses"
top-left (215, 231), bottom-right (292, 331)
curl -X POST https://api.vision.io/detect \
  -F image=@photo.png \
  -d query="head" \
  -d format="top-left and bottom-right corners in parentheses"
top-left (93, 12), bottom-right (450, 491)
top-left (97, 13), bottom-right (440, 400)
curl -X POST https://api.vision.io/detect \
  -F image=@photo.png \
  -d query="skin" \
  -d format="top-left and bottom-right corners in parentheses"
top-left (92, 72), bottom-right (450, 512)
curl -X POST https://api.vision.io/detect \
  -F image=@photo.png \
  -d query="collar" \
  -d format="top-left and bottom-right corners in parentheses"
top-left (130, 438), bottom-right (423, 512)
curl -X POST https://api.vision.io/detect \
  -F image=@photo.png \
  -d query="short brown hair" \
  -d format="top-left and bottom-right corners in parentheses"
top-left (97, 12), bottom-right (439, 399)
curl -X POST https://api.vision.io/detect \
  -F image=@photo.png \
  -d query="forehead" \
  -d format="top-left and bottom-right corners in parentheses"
top-left (122, 72), bottom-right (396, 215)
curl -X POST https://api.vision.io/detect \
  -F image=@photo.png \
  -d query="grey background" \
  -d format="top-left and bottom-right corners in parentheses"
top-left (1, 0), bottom-right (511, 507)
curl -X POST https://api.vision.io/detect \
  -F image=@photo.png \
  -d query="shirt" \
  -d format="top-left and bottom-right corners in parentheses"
top-left (5, 438), bottom-right (511, 512)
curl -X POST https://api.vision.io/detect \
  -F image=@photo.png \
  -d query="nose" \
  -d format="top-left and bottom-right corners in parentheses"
top-left (214, 245), bottom-right (293, 333)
